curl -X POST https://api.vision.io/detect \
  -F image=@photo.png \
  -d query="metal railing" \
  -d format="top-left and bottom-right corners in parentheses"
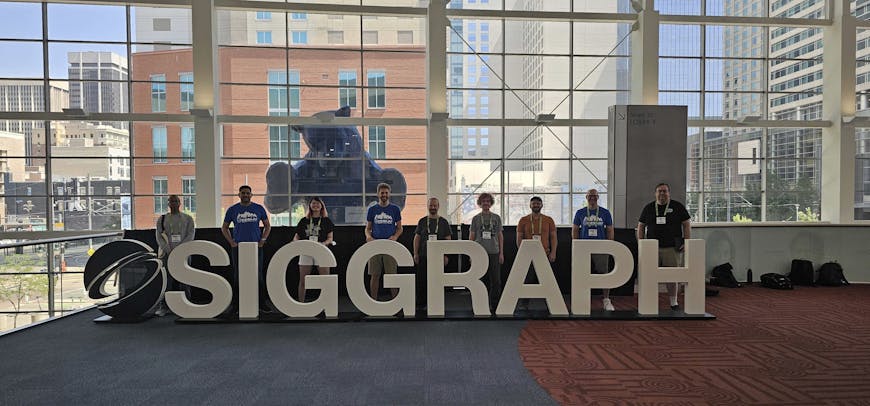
top-left (0, 232), bottom-right (123, 333)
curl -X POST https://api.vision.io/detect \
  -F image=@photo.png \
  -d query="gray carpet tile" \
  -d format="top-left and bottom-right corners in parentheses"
top-left (0, 309), bottom-right (555, 406)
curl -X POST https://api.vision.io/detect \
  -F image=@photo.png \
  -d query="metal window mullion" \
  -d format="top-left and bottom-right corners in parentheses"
top-left (500, 16), bottom-right (506, 221)
top-left (359, 14), bottom-right (366, 209)
top-left (42, 2), bottom-right (54, 233)
top-left (568, 8), bottom-right (574, 211)
top-left (126, 4), bottom-right (135, 231)
top-left (284, 11), bottom-right (293, 215)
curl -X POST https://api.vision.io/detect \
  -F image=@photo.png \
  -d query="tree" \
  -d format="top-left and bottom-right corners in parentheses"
top-left (0, 253), bottom-right (50, 328)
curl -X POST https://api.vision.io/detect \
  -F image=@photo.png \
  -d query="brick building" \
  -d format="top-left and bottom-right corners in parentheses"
top-left (131, 46), bottom-right (427, 229)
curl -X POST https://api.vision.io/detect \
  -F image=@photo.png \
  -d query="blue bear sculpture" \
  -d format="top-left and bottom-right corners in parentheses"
top-left (264, 106), bottom-right (407, 224)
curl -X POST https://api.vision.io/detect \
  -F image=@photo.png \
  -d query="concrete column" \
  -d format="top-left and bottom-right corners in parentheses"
top-left (191, 0), bottom-right (222, 227)
top-left (427, 1), bottom-right (450, 205)
top-left (630, 0), bottom-right (659, 105)
top-left (821, 1), bottom-right (857, 223)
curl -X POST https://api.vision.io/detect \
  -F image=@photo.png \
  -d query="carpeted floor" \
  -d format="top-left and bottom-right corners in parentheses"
top-left (0, 310), bottom-right (554, 406)
top-left (519, 284), bottom-right (870, 405)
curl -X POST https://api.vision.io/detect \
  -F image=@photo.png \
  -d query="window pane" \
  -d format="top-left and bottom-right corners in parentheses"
top-left (0, 2), bottom-right (42, 39)
top-left (131, 6), bottom-right (193, 49)
top-left (0, 41), bottom-right (43, 78)
top-left (48, 3), bottom-right (126, 42)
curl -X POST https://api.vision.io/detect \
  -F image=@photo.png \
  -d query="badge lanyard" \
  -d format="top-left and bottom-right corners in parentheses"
top-left (657, 201), bottom-right (670, 218)
top-left (586, 207), bottom-right (599, 232)
top-left (428, 217), bottom-right (440, 235)
top-left (307, 216), bottom-right (321, 237)
top-left (531, 214), bottom-right (543, 235)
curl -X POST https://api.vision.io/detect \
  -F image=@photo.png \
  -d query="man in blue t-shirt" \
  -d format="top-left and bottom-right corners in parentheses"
top-left (365, 182), bottom-right (402, 300)
top-left (572, 188), bottom-right (616, 311)
top-left (221, 185), bottom-right (272, 315)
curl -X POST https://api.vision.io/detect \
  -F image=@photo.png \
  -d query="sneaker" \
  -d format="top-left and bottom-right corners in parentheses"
top-left (602, 298), bottom-right (615, 312)
top-left (669, 296), bottom-right (679, 311)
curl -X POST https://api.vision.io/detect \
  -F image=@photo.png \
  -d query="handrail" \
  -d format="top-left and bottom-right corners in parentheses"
top-left (0, 232), bottom-right (123, 250)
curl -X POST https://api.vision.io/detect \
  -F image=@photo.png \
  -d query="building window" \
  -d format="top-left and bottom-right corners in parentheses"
top-left (151, 74), bottom-right (166, 112)
top-left (181, 126), bottom-right (195, 163)
top-left (269, 125), bottom-right (288, 161)
top-left (289, 70), bottom-right (301, 116)
top-left (255, 11), bottom-right (271, 21)
top-left (339, 70), bottom-right (357, 108)
top-left (363, 30), bottom-right (378, 45)
top-left (367, 70), bottom-right (385, 108)
top-left (268, 70), bottom-right (288, 116)
top-left (397, 30), bottom-right (414, 44)
top-left (328, 31), bottom-right (344, 45)
top-left (180, 72), bottom-right (193, 112)
top-left (152, 126), bottom-right (167, 163)
top-left (291, 12), bottom-right (307, 20)
top-left (182, 177), bottom-right (196, 213)
top-left (291, 31), bottom-right (308, 45)
top-left (153, 18), bottom-right (171, 31)
top-left (257, 31), bottom-right (272, 44)
top-left (368, 126), bottom-right (386, 159)
top-left (153, 177), bottom-right (168, 214)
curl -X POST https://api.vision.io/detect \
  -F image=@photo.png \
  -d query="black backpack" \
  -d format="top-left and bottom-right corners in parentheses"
top-left (789, 259), bottom-right (815, 286)
top-left (760, 273), bottom-right (793, 290)
top-left (816, 262), bottom-right (849, 286)
top-left (710, 263), bottom-right (741, 288)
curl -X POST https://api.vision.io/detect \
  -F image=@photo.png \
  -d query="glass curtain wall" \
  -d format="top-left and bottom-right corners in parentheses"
top-left (0, 0), bottom-right (864, 239)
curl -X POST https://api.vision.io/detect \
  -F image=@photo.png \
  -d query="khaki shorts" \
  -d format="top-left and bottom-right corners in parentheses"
top-left (299, 255), bottom-right (316, 266)
top-left (658, 247), bottom-right (684, 267)
top-left (368, 254), bottom-right (397, 276)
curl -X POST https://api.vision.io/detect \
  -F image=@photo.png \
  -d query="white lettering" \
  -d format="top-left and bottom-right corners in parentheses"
top-left (165, 241), bottom-right (232, 319)
top-left (426, 240), bottom-right (490, 317)
top-left (570, 240), bottom-right (633, 315)
top-left (497, 240), bottom-right (568, 316)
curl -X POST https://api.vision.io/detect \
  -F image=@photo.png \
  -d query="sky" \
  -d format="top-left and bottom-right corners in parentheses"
top-left (0, 2), bottom-right (151, 79)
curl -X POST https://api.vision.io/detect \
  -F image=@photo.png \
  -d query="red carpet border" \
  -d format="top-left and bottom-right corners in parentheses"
top-left (519, 285), bottom-right (870, 405)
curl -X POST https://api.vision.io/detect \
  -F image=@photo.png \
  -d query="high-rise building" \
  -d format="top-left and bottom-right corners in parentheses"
top-left (0, 80), bottom-right (69, 158)
top-left (67, 51), bottom-right (129, 129)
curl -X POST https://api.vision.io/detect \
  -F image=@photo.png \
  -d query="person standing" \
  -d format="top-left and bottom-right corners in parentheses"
top-left (468, 193), bottom-right (504, 311)
top-left (516, 196), bottom-right (558, 310)
top-left (365, 183), bottom-right (403, 300)
top-left (221, 185), bottom-right (272, 315)
top-left (572, 189), bottom-right (616, 311)
top-left (413, 197), bottom-right (452, 310)
top-left (636, 182), bottom-right (691, 311)
top-left (292, 197), bottom-right (334, 303)
top-left (154, 194), bottom-right (195, 316)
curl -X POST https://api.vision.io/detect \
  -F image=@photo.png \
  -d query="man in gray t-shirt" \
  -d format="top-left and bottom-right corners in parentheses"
top-left (468, 193), bottom-right (503, 310)
top-left (155, 194), bottom-right (195, 316)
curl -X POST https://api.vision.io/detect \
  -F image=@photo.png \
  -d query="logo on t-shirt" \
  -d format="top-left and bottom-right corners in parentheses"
top-left (236, 211), bottom-right (259, 224)
top-left (374, 212), bottom-right (394, 225)
top-left (585, 215), bottom-right (604, 228)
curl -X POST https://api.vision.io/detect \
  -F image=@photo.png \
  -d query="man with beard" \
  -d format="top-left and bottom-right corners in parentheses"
top-left (637, 182), bottom-right (691, 311)
top-left (413, 197), bottom-right (452, 310)
top-left (515, 196), bottom-right (558, 310)
top-left (365, 182), bottom-right (403, 300)
top-left (221, 185), bottom-right (272, 316)
top-left (154, 194), bottom-right (195, 316)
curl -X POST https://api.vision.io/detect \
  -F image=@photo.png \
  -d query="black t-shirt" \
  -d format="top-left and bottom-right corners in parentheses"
top-left (414, 216), bottom-right (453, 257)
top-left (295, 216), bottom-right (335, 243)
top-left (638, 200), bottom-right (690, 247)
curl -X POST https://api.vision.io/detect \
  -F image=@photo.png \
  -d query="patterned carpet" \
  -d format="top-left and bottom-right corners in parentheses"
top-left (519, 284), bottom-right (870, 405)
